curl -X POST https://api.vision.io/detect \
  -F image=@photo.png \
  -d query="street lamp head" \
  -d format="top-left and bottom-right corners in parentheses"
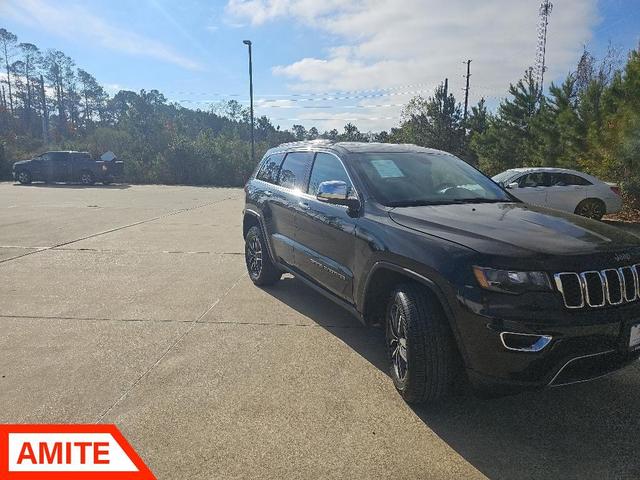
top-left (243, 40), bottom-right (252, 46)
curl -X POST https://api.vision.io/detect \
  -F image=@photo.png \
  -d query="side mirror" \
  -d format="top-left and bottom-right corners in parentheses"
top-left (317, 180), bottom-right (360, 210)
top-left (506, 182), bottom-right (519, 190)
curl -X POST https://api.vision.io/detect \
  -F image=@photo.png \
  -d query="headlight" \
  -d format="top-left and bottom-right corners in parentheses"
top-left (473, 266), bottom-right (552, 294)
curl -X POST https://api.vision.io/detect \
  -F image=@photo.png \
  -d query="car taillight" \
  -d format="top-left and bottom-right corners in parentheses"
top-left (610, 185), bottom-right (621, 196)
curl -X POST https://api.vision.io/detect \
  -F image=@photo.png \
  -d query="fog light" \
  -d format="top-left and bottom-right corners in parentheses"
top-left (500, 332), bottom-right (552, 352)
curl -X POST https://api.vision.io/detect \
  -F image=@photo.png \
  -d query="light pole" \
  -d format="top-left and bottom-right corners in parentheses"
top-left (243, 40), bottom-right (255, 163)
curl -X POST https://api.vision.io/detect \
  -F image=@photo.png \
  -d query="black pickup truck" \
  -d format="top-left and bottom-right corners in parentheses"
top-left (13, 151), bottom-right (124, 185)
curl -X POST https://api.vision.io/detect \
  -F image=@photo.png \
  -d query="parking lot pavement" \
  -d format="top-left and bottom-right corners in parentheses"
top-left (2, 182), bottom-right (640, 479)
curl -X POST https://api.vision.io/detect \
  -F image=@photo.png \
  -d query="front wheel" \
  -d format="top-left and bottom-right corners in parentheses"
top-left (575, 198), bottom-right (605, 220)
top-left (245, 226), bottom-right (282, 286)
top-left (386, 284), bottom-right (458, 404)
top-left (17, 170), bottom-right (32, 184)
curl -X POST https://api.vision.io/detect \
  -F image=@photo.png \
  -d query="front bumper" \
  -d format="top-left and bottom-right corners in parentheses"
top-left (456, 297), bottom-right (640, 390)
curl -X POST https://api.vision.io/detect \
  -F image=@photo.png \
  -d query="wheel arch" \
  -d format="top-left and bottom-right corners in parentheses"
top-left (360, 262), bottom-right (455, 325)
top-left (243, 209), bottom-right (261, 239)
top-left (360, 261), bottom-right (470, 368)
top-left (243, 208), bottom-right (278, 264)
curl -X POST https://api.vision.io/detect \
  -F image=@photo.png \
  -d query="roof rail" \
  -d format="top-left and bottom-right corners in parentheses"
top-left (277, 139), bottom-right (335, 148)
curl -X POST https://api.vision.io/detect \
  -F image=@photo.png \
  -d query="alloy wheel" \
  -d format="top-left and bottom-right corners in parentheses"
top-left (578, 200), bottom-right (604, 219)
top-left (246, 234), bottom-right (263, 279)
top-left (389, 301), bottom-right (409, 382)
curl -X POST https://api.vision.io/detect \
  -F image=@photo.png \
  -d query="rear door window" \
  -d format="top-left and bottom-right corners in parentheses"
top-left (256, 153), bottom-right (284, 184)
top-left (566, 174), bottom-right (592, 186)
top-left (277, 152), bottom-right (313, 190)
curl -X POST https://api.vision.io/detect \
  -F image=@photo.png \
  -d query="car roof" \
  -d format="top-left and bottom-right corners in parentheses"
top-left (266, 141), bottom-right (456, 158)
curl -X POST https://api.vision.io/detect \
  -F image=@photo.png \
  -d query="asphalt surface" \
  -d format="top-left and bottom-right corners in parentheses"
top-left (1, 182), bottom-right (640, 480)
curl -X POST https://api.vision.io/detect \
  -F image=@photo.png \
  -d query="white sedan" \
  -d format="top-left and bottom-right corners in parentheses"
top-left (492, 167), bottom-right (622, 220)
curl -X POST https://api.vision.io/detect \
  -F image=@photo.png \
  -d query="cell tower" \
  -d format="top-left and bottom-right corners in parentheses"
top-left (534, 1), bottom-right (553, 96)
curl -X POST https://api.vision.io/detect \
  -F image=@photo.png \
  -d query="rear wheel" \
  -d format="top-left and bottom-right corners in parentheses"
top-left (80, 171), bottom-right (95, 185)
top-left (245, 225), bottom-right (281, 286)
top-left (575, 198), bottom-right (605, 220)
top-left (386, 283), bottom-right (457, 404)
top-left (17, 170), bottom-right (32, 184)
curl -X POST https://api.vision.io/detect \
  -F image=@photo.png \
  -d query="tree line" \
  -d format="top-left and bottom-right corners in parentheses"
top-left (0, 27), bottom-right (638, 208)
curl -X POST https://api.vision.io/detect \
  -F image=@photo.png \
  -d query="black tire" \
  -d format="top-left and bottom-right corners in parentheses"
top-left (245, 225), bottom-right (281, 286)
top-left (102, 179), bottom-right (112, 185)
top-left (386, 283), bottom-right (457, 404)
top-left (16, 170), bottom-right (32, 185)
top-left (575, 198), bottom-right (605, 220)
top-left (80, 171), bottom-right (95, 185)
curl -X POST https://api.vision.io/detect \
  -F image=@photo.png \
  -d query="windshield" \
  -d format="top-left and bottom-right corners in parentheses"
top-left (352, 152), bottom-right (512, 207)
top-left (492, 170), bottom-right (518, 184)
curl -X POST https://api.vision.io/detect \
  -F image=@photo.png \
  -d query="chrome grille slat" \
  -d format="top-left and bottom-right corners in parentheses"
top-left (580, 271), bottom-right (606, 308)
top-left (555, 272), bottom-right (584, 309)
top-left (603, 269), bottom-right (624, 305)
top-left (620, 266), bottom-right (638, 302)
top-left (556, 264), bottom-right (640, 309)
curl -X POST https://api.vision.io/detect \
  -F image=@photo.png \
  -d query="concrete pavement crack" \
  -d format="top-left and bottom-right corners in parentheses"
top-left (0, 195), bottom-right (241, 265)
top-left (94, 271), bottom-right (248, 423)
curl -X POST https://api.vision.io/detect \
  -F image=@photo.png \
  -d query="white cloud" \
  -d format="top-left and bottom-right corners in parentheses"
top-left (104, 83), bottom-right (128, 95)
top-left (227, 0), bottom-right (598, 130)
top-left (1, 0), bottom-right (203, 71)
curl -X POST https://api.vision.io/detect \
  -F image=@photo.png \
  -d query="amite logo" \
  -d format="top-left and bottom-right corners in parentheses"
top-left (0, 424), bottom-right (156, 479)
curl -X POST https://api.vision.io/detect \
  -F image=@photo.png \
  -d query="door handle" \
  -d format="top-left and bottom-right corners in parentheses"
top-left (298, 201), bottom-right (310, 209)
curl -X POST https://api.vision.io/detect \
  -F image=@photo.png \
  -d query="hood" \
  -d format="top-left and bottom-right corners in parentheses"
top-left (389, 202), bottom-right (640, 258)
top-left (13, 160), bottom-right (31, 166)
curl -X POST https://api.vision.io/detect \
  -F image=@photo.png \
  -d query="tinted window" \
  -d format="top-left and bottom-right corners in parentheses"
top-left (277, 152), bottom-right (313, 190)
top-left (49, 152), bottom-right (67, 162)
top-left (566, 174), bottom-right (592, 186)
top-left (307, 153), bottom-right (352, 196)
top-left (71, 152), bottom-right (91, 161)
top-left (256, 153), bottom-right (284, 184)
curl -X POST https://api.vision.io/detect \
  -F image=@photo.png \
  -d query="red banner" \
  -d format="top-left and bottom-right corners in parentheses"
top-left (0, 424), bottom-right (155, 479)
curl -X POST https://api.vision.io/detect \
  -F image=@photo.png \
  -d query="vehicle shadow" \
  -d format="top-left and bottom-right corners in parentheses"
top-left (14, 182), bottom-right (131, 190)
top-left (262, 276), bottom-right (640, 480)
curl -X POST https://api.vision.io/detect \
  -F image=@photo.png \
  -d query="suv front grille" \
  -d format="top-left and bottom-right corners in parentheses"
top-left (555, 265), bottom-right (640, 309)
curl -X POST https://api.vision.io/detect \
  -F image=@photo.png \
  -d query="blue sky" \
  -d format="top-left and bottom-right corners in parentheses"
top-left (1, 0), bottom-right (638, 132)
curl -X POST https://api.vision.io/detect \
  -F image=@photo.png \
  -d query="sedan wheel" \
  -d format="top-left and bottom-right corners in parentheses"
top-left (575, 199), bottom-right (605, 220)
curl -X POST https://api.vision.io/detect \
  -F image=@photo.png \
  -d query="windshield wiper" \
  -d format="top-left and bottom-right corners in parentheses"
top-left (388, 198), bottom-right (508, 207)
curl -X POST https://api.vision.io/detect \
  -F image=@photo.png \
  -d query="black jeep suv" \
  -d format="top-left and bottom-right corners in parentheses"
top-left (242, 141), bottom-right (640, 403)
